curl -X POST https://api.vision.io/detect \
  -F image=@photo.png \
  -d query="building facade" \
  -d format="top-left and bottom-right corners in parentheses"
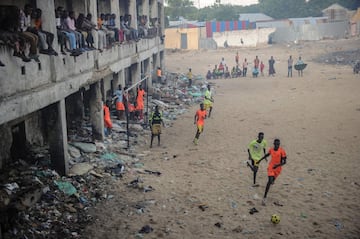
top-left (0, 0), bottom-right (165, 175)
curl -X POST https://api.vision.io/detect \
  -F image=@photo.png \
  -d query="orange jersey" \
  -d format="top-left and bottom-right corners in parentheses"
top-left (196, 109), bottom-right (206, 126)
top-left (267, 147), bottom-right (286, 178)
top-left (136, 89), bottom-right (145, 110)
top-left (103, 105), bottom-right (112, 128)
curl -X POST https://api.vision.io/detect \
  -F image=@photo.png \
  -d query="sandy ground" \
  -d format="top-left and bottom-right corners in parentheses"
top-left (84, 38), bottom-right (360, 239)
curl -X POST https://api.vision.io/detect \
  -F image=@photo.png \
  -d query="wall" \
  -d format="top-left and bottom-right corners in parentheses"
top-left (212, 28), bottom-right (276, 47)
top-left (272, 21), bottom-right (349, 43)
top-left (164, 28), bottom-right (199, 50)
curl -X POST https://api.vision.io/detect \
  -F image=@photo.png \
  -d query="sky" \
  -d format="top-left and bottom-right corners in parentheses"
top-left (192, 0), bottom-right (259, 8)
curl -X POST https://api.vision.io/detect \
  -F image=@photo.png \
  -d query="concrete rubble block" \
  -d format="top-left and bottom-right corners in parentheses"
top-left (17, 187), bottom-right (43, 209)
top-left (68, 145), bottom-right (82, 158)
top-left (69, 162), bottom-right (94, 176)
top-left (112, 123), bottom-right (127, 133)
top-left (69, 142), bottom-right (97, 153)
top-left (130, 124), bottom-right (144, 131)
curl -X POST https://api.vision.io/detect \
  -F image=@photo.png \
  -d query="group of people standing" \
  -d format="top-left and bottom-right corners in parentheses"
top-left (218, 53), bottom-right (306, 79)
top-left (287, 55), bottom-right (305, 77)
top-left (103, 84), bottom-right (146, 136)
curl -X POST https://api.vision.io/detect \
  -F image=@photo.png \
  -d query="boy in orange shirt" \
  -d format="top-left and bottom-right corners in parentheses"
top-left (103, 101), bottom-right (112, 136)
top-left (193, 103), bottom-right (207, 145)
top-left (258, 139), bottom-right (287, 205)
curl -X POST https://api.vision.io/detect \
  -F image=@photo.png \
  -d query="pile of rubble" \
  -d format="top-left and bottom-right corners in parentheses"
top-left (0, 72), bottom-right (213, 239)
top-left (313, 49), bottom-right (360, 66)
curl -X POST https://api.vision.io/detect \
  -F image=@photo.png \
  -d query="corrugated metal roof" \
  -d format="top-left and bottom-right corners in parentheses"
top-left (238, 13), bottom-right (273, 22)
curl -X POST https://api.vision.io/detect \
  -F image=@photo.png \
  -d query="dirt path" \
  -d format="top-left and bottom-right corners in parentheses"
top-left (84, 39), bottom-right (360, 239)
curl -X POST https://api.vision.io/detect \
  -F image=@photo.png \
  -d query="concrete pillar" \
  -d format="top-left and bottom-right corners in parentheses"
top-left (87, 0), bottom-right (98, 17)
top-left (110, 0), bottom-right (120, 28)
top-left (89, 82), bottom-right (104, 141)
top-left (119, 69), bottom-right (125, 87)
top-left (44, 100), bottom-right (69, 176)
top-left (129, 0), bottom-right (138, 29)
top-left (142, 0), bottom-right (149, 16)
top-left (160, 51), bottom-right (165, 70)
top-left (144, 58), bottom-right (151, 87)
top-left (0, 124), bottom-right (12, 170)
top-left (36, 0), bottom-right (58, 82)
top-left (150, 0), bottom-right (157, 19)
top-left (131, 63), bottom-right (141, 85)
top-left (86, 0), bottom-right (98, 48)
top-left (159, 0), bottom-right (164, 35)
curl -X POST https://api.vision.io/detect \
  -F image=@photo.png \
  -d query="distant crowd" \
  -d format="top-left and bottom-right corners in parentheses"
top-left (205, 52), bottom-right (306, 80)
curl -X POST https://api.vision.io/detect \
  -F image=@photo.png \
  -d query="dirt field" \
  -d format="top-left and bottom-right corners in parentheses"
top-left (84, 38), bottom-right (360, 239)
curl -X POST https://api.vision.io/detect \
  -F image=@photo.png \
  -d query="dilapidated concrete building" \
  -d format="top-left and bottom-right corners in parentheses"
top-left (0, 0), bottom-right (165, 175)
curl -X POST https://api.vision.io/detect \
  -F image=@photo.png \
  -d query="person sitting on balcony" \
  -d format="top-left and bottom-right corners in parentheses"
top-left (98, 13), bottom-right (115, 47)
top-left (120, 15), bottom-right (131, 41)
top-left (64, 11), bottom-right (85, 51)
top-left (32, 8), bottom-right (58, 55)
top-left (106, 13), bottom-right (119, 42)
top-left (19, 4), bottom-right (39, 61)
top-left (76, 13), bottom-right (95, 49)
top-left (56, 7), bottom-right (81, 56)
top-left (86, 13), bottom-right (107, 52)
top-left (0, 5), bottom-right (31, 62)
top-left (138, 15), bottom-right (148, 38)
top-left (124, 14), bottom-right (139, 41)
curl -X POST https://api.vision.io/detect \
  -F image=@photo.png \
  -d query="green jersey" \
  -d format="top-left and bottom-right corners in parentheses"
top-left (248, 139), bottom-right (267, 161)
top-left (204, 90), bottom-right (212, 105)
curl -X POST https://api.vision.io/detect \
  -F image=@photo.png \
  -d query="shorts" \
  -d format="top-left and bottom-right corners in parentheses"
top-left (151, 124), bottom-right (161, 135)
top-left (252, 159), bottom-right (260, 167)
top-left (116, 102), bottom-right (125, 111)
top-left (268, 165), bottom-right (282, 178)
top-left (197, 124), bottom-right (204, 133)
top-left (204, 102), bottom-right (212, 110)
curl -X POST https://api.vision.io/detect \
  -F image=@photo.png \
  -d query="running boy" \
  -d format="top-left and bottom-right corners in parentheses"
top-left (259, 139), bottom-right (287, 205)
top-left (203, 85), bottom-right (214, 118)
top-left (193, 103), bottom-right (207, 145)
top-left (149, 105), bottom-right (165, 148)
top-left (247, 132), bottom-right (267, 187)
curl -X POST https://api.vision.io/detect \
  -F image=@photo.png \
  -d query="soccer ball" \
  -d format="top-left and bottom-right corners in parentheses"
top-left (271, 214), bottom-right (280, 224)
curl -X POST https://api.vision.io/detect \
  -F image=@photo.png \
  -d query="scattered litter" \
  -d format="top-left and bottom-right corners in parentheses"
top-left (54, 180), bottom-right (77, 196)
top-left (214, 222), bottom-right (222, 228)
top-left (198, 204), bottom-right (209, 211)
top-left (139, 225), bottom-right (153, 234)
top-left (334, 220), bottom-right (344, 230)
top-left (144, 169), bottom-right (161, 176)
top-left (249, 207), bottom-right (259, 214)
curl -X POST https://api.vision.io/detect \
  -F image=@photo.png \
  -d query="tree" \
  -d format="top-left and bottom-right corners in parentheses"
top-left (165, 0), bottom-right (197, 20)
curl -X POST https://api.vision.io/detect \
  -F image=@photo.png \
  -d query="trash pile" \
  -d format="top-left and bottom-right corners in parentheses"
top-left (0, 72), bottom-right (213, 239)
top-left (313, 49), bottom-right (360, 66)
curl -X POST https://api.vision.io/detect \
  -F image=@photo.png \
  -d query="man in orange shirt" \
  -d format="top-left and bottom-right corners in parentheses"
top-left (157, 67), bottom-right (162, 84)
top-left (193, 103), bottom-right (207, 145)
top-left (103, 101), bottom-right (112, 136)
top-left (258, 139), bottom-right (287, 205)
top-left (136, 85), bottom-right (145, 120)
